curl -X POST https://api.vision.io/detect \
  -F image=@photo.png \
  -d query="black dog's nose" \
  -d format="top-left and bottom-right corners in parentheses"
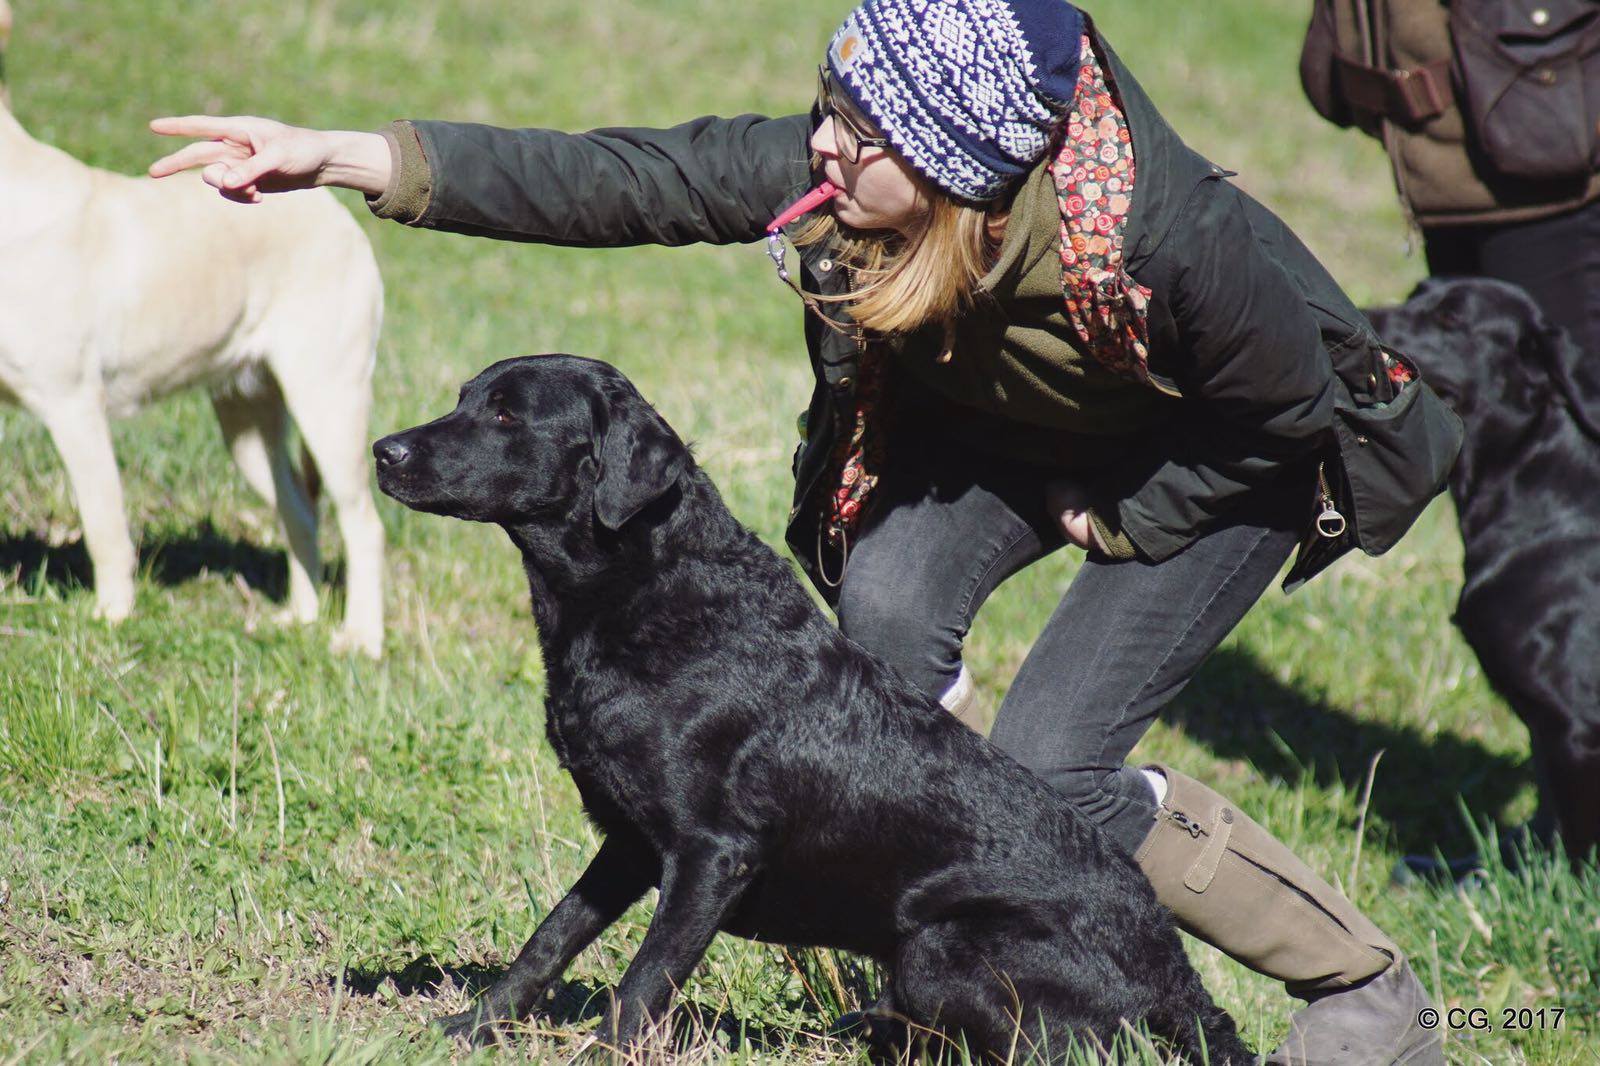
top-left (373, 436), bottom-right (412, 469)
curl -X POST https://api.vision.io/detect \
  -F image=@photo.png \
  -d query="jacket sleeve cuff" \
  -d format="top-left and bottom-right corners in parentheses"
top-left (366, 120), bottom-right (433, 224)
top-left (1088, 508), bottom-right (1139, 561)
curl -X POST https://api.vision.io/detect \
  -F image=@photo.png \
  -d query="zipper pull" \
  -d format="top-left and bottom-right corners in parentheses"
top-left (1167, 810), bottom-right (1205, 839)
top-left (1315, 463), bottom-right (1347, 539)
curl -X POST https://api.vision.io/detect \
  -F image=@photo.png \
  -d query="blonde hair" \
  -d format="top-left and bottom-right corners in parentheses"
top-left (793, 166), bottom-right (1007, 339)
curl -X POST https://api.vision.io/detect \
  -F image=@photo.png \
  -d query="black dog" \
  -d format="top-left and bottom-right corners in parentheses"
top-left (1366, 278), bottom-right (1600, 860)
top-left (373, 355), bottom-right (1249, 1062)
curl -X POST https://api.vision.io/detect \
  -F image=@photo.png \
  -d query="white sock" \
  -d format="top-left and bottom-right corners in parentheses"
top-left (938, 664), bottom-right (973, 712)
top-left (1142, 767), bottom-right (1168, 805)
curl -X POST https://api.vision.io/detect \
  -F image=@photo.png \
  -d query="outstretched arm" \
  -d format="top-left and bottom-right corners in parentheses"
top-left (148, 112), bottom-right (815, 251)
top-left (148, 115), bottom-right (392, 203)
top-left (380, 114), bottom-right (812, 247)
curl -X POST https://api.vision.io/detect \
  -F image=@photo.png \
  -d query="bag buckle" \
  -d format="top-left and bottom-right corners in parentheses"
top-left (1391, 62), bottom-right (1450, 124)
top-left (1334, 54), bottom-right (1451, 126)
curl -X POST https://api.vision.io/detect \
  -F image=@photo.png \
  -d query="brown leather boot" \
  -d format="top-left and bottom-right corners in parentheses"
top-left (1134, 766), bottom-right (1444, 1065)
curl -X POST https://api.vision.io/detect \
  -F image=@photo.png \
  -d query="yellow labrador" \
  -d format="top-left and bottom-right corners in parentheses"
top-left (0, 6), bottom-right (385, 655)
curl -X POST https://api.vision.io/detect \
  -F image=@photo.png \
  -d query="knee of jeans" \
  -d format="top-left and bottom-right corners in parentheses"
top-left (1037, 765), bottom-right (1148, 825)
top-left (835, 577), bottom-right (961, 697)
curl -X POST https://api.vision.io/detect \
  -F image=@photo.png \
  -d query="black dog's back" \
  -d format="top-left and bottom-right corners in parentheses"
top-left (375, 355), bottom-right (1251, 1061)
top-left (1365, 280), bottom-right (1600, 857)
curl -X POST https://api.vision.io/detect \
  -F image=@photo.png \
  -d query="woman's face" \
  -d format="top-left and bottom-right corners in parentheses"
top-left (809, 98), bottom-right (927, 234)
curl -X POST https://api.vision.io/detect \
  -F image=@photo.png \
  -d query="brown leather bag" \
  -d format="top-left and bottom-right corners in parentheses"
top-left (1450, 0), bottom-right (1600, 181)
top-left (1301, 0), bottom-right (1359, 127)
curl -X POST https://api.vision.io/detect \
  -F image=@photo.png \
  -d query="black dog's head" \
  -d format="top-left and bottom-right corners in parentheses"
top-left (373, 355), bottom-right (689, 530)
top-left (1365, 277), bottom-right (1593, 430)
top-left (1365, 277), bottom-right (1600, 493)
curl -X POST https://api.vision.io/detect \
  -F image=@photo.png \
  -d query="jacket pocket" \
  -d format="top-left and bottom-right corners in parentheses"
top-left (1283, 344), bottom-right (1463, 590)
top-left (1331, 369), bottom-right (1462, 553)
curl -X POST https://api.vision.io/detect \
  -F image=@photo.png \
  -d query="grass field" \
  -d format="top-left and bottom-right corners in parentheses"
top-left (2, 1), bottom-right (1596, 1062)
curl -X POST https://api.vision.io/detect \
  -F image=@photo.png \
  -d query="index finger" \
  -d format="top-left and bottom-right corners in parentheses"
top-left (148, 115), bottom-right (254, 141)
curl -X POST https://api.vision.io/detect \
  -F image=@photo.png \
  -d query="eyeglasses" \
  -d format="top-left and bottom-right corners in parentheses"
top-left (817, 66), bottom-right (891, 165)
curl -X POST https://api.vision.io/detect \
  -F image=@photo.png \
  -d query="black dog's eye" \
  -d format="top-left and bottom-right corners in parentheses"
top-left (494, 409), bottom-right (517, 426)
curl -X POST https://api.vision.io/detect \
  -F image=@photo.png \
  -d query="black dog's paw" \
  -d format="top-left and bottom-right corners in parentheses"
top-left (435, 1006), bottom-right (508, 1047)
top-left (830, 1008), bottom-right (912, 1064)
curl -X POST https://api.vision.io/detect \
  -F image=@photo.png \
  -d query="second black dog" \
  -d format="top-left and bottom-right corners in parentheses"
top-left (1366, 278), bottom-right (1600, 860)
top-left (373, 355), bottom-right (1250, 1062)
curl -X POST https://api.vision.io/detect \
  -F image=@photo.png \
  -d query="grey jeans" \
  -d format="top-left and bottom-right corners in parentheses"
top-left (833, 429), bottom-right (1304, 855)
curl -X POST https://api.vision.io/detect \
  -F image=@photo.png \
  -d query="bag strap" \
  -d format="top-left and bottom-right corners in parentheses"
top-left (1363, 0), bottom-right (1425, 234)
top-left (1333, 53), bottom-right (1453, 124)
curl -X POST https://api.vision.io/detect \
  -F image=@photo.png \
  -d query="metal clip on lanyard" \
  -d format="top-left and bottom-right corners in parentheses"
top-left (764, 181), bottom-right (837, 285)
top-left (766, 231), bottom-right (793, 283)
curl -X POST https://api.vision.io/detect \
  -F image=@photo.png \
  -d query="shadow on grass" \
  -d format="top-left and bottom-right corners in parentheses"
top-left (0, 520), bottom-right (347, 603)
top-left (340, 956), bottom-right (803, 1051)
top-left (342, 955), bottom-right (502, 1000)
top-left (1168, 647), bottom-right (1529, 854)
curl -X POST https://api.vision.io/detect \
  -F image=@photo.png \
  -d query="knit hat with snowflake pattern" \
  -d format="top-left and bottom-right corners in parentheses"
top-left (826, 0), bottom-right (1084, 203)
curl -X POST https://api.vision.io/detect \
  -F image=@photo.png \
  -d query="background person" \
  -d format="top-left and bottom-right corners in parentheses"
top-left (151, 2), bottom-right (1451, 1060)
top-left (1302, 0), bottom-right (1600, 375)
top-left (1301, 0), bottom-right (1600, 869)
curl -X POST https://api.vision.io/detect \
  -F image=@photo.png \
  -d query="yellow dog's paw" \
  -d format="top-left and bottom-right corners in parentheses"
top-left (92, 589), bottom-right (134, 623)
top-left (330, 625), bottom-right (382, 660)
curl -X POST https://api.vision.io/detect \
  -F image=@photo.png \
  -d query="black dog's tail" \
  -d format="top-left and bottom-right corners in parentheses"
top-left (1144, 977), bottom-right (1254, 1066)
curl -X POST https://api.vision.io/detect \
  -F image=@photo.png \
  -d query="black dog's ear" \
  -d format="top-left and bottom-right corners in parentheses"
top-left (1539, 320), bottom-right (1600, 440)
top-left (592, 389), bottom-right (688, 530)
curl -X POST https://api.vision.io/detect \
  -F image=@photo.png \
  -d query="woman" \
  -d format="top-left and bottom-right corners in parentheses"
top-left (151, 2), bottom-right (1449, 1061)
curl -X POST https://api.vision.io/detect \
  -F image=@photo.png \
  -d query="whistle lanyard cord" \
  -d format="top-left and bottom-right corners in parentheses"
top-left (766, 231), bottom-right (861, 339)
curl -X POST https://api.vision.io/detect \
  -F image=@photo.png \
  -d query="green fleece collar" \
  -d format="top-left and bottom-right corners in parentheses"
top-left (978, 156), bottom-right (1062, 299)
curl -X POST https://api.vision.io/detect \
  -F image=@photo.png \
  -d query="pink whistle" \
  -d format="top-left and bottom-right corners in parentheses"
top-left (766, 181), bottom-right (838, 233)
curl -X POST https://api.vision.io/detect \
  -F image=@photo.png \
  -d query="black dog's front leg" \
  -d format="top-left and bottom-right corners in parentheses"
top-left (440, 831), bottom-right (658, 1045)
top-left (596, 835), bottom-right (756, 1052)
